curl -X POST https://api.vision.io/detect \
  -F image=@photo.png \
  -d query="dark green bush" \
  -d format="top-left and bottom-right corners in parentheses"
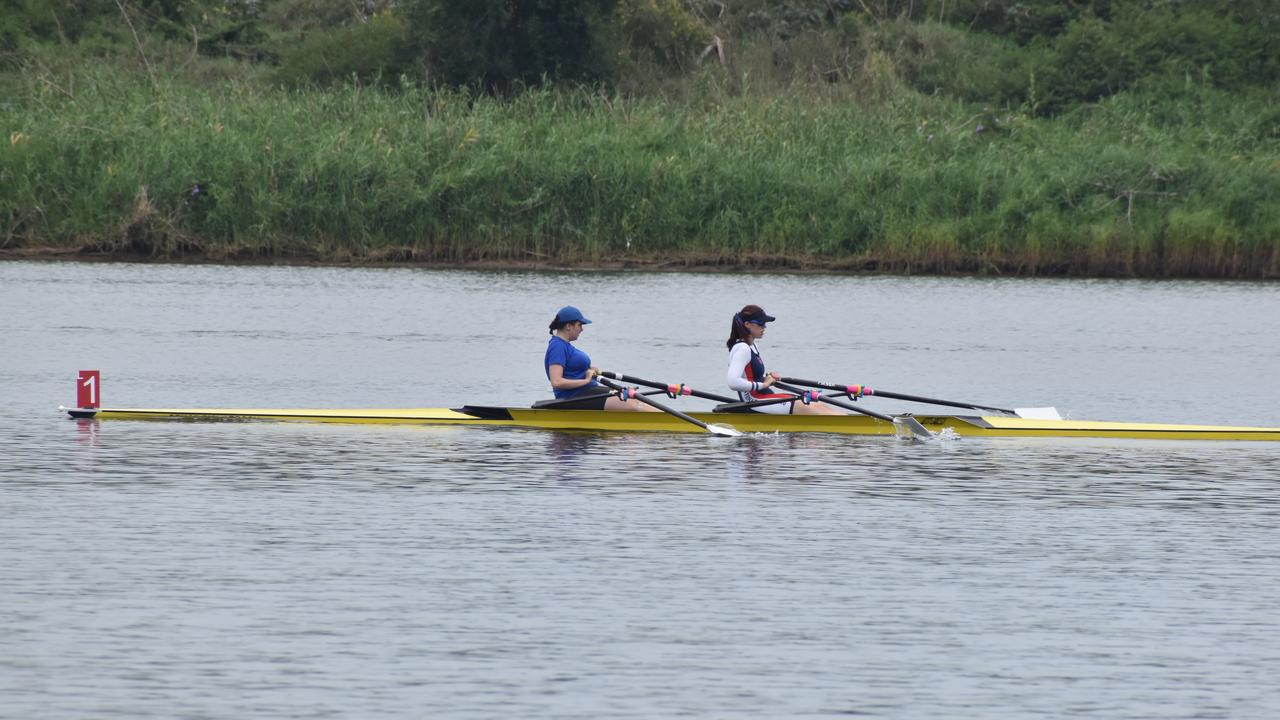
top-left (686, 0), bottom-right (860, 39)
top-left (927, 0), bottom-right (1087, 42)
top-left (613, 0), bottom-right (710, 71)
top-left (0, 0), bottom-right (116, 52)
top-left (0, 0), bottom-right (44, 57)
top-left (405, 0), bottom-right (614, 91)
top-left (1116, 6), bottom-right (1276, 89)
top-left (1042, 14), bottom-right (1130, 105)
top-left (874, 19), bottom-right (1040, 107)
top-left (275, 11), bottom-right (408, 86)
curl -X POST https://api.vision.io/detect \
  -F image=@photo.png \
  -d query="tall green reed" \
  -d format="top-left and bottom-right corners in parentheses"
top-left (2, 67), bottom-right (1276, 276)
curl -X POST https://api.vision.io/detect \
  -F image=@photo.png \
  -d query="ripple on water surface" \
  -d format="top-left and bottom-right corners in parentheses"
top-left (3, 262), bottom-right (1280, 718)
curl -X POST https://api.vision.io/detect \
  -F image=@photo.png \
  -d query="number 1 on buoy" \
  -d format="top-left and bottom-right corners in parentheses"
top-left (77, 370), bottom-right (100, 408)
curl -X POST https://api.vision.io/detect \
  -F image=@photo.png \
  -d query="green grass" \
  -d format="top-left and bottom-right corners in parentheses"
top-left (2, 65), bottom-right (1278, 277)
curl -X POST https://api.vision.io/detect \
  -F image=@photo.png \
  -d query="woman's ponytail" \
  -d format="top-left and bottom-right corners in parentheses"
top-left (725, 308), bottom-right (755, 349)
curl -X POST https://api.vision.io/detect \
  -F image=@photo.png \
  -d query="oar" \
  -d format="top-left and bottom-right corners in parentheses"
top-left (599, 371), bottom-right (736, 403)
top-left (780, 377), bottom-right (1018, 416)
top-left (713, 386), bottom-right (873, 412)
top-left (603, 370), bottom-right (838, 417)
top-left (596, 376), bottom-right (740, 437)
top-left (772, 381), bottom-right (935, 440)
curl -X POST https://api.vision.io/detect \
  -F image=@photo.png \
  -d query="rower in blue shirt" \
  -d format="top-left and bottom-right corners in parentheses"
top-left (545, 306), bottom-right (655, 411)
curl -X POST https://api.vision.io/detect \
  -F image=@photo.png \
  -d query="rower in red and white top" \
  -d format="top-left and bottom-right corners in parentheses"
top-left (725, 305), bottom-right (840, 416)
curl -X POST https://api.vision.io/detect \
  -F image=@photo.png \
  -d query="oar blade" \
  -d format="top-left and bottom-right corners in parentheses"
top-left (893, 415), bottom-right (935, 440)
top-left (707, 423), bottom-right (743, 437)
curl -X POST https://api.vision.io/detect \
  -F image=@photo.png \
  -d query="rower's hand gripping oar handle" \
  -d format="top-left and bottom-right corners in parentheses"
top-left (599, 371), bottom-right (736, 404)
top-left (772, 381), bottom-right (896, 423)
top-left (596, 376), bottom-right (738, 436)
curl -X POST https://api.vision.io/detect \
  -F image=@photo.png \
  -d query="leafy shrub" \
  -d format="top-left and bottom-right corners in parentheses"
top-left (405, 0), bottom-right (614, 91)
top-left (275, 11), bottom-right (408, 86)
top-left (613, 0), bottom-right (711, 71)
top-left (873, 19), bottom-right (1040, 107)
top-left (722, 0), bottom-right (849, 39)
top-left (1116, 6), bottom-right (1276, 90)
top-left (1043, 14), bottom-right (1130, 105)
top-left (0, 0), bottom-right (46, 57)
top-left (1, 0), bottom-right (116, 52)
top-left (928, 0), bottom-right (1084, 42)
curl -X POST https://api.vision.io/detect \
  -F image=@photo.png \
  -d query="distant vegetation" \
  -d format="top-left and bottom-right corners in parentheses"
top-left (2, 1), bottom-right (1278, 276)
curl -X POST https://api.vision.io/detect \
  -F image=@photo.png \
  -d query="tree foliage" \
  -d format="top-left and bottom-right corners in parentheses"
top-left (613, 0), bottom-right (711, 71)
top-left (2, 0), bottom-right (1275, 111)
top-left (275, 10), bottom-right (408, 86)
top-left (403, 0), bottom-right (616, 91)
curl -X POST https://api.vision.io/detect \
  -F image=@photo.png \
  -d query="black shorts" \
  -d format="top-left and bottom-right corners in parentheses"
top-left (531, 387), bottom-right (612, 410)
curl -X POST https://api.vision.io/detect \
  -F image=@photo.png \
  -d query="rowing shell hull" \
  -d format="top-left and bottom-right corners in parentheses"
top-left (64, 406), bottom-right (1280, 441)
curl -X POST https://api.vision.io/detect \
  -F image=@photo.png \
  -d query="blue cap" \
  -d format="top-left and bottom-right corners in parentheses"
top-left (555, 306), bottom-right (592, 325)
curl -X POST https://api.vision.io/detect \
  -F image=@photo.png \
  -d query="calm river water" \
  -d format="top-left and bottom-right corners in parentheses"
top-left (2, 261), bottom-right (1279, 719)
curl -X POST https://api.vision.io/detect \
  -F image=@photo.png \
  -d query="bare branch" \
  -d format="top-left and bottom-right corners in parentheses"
top-left (114, 0), bottom-right (155, 86)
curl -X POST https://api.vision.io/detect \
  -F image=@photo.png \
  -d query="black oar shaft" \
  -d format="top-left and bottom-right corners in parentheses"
top-left (780, 377), bottom-right (1015, 415)
top-left (772, 381), bottom-right (898, 423)
top-left (714, 390), bottom-right (854, 412)
top-left (773, 381), bottom-right (936, 438)
top-left (599, 371), bottom-right (735, 403)
top-left (596, 376), bottom-right (716, 432)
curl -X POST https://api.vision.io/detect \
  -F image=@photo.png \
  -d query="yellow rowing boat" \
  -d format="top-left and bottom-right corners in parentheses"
top-left (64, 406), bottom-right (1280, 441)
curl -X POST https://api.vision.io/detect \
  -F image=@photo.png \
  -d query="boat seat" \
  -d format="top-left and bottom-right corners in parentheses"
top-left (711, 401), bottom-right (767, 414)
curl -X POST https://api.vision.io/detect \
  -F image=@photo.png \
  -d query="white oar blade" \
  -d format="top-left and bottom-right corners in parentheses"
top-left (707, 423), bottom-right (742, 437)
top-left (1014, 406), bottom-right (1062, 420)
top-left (893, 415), bottom-right (935, 440)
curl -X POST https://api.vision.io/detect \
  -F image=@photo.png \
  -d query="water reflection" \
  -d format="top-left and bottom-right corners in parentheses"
top-left (544, 431), bottom-right (604, 464)
top-left (74, 419), bottom-right (101, 448)
top-left (724, 433), bottom-right (803, 486)
top-left (543, 431), bottom-right (607, 483)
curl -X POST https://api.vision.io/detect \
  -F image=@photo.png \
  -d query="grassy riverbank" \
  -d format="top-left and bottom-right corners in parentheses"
top-left (4, 66), bottom-right (1279, 277)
